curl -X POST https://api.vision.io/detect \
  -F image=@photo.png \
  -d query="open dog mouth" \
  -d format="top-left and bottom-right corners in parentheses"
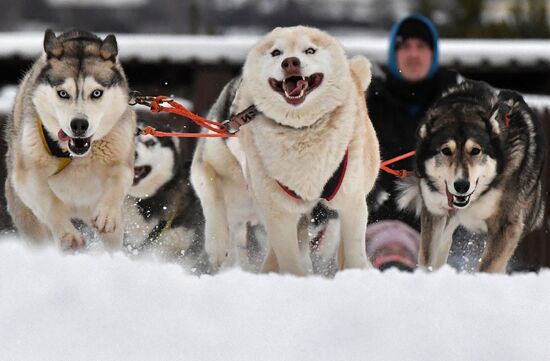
top-left (268, 73), bottom-right (324, 105)
top-left (445, 182), bottom-right (474, 209)
top-left (58, 129), bottom-right (92, 156)
top-left (133, 165), bottom-right (152, 185)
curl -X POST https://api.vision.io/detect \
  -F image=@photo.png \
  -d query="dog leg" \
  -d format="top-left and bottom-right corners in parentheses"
top-left (479, 214), bottom-right (523, 273)
top-left (309, 218), bottom-right (340, 275)
top-left (261, 247), bottom-right (279, 273)
top-left (224, 185), bottom-right (256, 270)
top-left (337, 240), bottom-right (345, 270)
top-left (263, 210), bottom-right (307, 275)
top-left (222, 221), bottom-right (247, 269)
top-left (191, 162), bottom-right (231, 271)
top-left (296, 214), bottom-right (315, 272)
top-left (5, 179), bottom-right (51, 244)
top-left (419, 211), bottom-right (447, 270)
top-left (11, 173), bottom-right (83, 249)
top-left (92, 165), bottom-right (132, 249)
top-left (429, 220), bottom-right (457, 269)
top-left (100, 224), bottom-right (124, 251)
top-left (338, 198), bottom-right (369, 269)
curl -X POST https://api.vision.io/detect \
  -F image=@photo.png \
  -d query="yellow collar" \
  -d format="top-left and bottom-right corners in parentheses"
top-left (37, 117), bottom-right (72, 175)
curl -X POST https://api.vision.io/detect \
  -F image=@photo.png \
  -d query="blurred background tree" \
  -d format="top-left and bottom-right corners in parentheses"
top-left (1, 0), bottom-right (549, 37)
top-left (417, 0), bottom-right (550, 38)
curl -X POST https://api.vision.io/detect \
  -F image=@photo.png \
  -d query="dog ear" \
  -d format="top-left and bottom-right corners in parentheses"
top-left (489, 90), bottom-right (521, 136)
top-left (487, 105), bottom-right (503, 136)
top-left (100, 34), bottom-right (118, 61)
top-left (44, 29), bottom-right (63, 58)
top-left (418, 123), bottom-right (428, 139)
top-left (349, 55), bottom-right (372, 91)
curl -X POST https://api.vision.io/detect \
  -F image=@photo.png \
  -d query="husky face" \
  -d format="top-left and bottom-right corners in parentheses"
top-left (242, 26), bottom-right (352, 127)
top-left (32, 30), bottom-right (128, 157)
top-left (418, 108), bottom-right (501, 212)
top-left (130, 133), bottom-right (176, 198)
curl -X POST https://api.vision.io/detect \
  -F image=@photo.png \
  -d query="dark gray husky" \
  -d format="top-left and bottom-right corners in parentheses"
top-left (124, 113), bottom-right (208, 272)
top-left (398, 80), bottom-right (546, 273)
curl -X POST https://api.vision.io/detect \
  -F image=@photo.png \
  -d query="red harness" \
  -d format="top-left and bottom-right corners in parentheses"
top-left (276, 150), bottom-right (349, 201)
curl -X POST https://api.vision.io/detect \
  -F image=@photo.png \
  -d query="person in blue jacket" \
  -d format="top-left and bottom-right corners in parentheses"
top-left (361, 15), bottom-right (466, 271)
top-left (367, 14), bottom-right (462, 230)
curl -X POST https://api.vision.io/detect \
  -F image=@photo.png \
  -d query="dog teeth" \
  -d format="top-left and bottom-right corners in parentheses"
top-left (285, 90), bottom-right (305, 99)
top-left (284, 88), bottom-right (306, 99)
top-left (452, 194), bottom-right (471, 206)
top-left (283, 76), bottom-right (307, 99)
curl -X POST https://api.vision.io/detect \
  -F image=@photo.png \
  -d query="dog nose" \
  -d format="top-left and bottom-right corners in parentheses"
top-left (281, 57), bottom-right (301, 73)
top-left (70, 118), bottom-right (89, 137)
top-left (454, 180), bottom-right (470, 194)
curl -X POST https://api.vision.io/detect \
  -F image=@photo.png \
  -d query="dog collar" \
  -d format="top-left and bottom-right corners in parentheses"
top-left (222, 105), bottom-right (260, 134)
top-left (223, 105), bottom-right (324, 133)
top-left (37, 117), bottom-right (72, 175)
top-left (277, 149), bottom-right (349, 201)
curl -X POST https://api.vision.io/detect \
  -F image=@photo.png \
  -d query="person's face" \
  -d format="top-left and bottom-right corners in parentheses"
top-left (396, 38), bottom-right (433, 82)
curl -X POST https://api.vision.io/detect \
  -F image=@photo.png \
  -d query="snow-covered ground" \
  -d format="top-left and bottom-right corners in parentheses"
top-left (1, 238), bottom-right (549, 361)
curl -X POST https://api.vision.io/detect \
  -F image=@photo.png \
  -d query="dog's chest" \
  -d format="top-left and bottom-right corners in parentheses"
top-left (247, 116), bottom-right (353, 200)
top-left (453, 189), bottom-right (502, 232)
top-left (48, 164), bottom-right (106, 207)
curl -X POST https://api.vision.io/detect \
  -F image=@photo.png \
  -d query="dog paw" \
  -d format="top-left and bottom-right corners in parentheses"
top-left (92, 205), bottom-right (121, 234)
top-left (59, 232), bottom-right (85, 250)
top-left (205, 239), bottom-right (227, 270)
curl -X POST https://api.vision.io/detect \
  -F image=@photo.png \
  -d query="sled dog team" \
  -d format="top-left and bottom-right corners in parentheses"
top-left (4, 27), bottom-right (545, 275)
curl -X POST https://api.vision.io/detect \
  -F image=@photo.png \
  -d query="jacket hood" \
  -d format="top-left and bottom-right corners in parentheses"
top-left (387, 14), bottom-right (439, 81)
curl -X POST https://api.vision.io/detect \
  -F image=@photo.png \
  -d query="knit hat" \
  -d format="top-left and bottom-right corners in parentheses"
top-left (395, 17), bottom-right (435, 50)
top-left (366, 220), bottom-right (420, 271)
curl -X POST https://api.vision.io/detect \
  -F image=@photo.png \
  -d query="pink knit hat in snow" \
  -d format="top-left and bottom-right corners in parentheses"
top-left (365, 220), bottom-right (420, 270)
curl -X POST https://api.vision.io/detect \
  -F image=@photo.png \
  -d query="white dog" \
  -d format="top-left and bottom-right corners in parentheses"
top-left (192, 26), bottom-right (380, 275)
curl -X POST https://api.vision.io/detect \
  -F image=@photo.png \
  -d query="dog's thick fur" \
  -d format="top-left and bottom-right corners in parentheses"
top-left (398, 80), bottom-right (546, 273)
top-left (5, 30), bottom-right (135, 250)
top-left (191, 77), bottom-right (263, 271)
top-left (124, 115), bottom-right (206, 270)
top-left (191, 26), bottom-right (380, 275)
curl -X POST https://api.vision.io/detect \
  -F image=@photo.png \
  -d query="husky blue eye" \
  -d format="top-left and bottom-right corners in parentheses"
top-left (91, 89), bottom-right (103, 99)
top-left (271, 49), bottom-right (281, 57)
top-left (144, 139), bottom-right (156, 147)
top-left (57, 90), bottom-right (69, 99)
top-left (305, 48), bottom-right (316, 55)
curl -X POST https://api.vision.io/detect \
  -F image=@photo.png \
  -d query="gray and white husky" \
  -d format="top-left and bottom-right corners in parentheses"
top-left (124, 115), bottom-right (207, 271)
top-left (5, 30), bottom-right (135, 250)
top-left (398, 80), bottom-right (546, 273)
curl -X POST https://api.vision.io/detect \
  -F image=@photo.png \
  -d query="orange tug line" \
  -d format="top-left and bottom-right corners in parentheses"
top-left (134, 94), bottom-right (415, 177)
top-left (143, 95), bottom-right (236, 138)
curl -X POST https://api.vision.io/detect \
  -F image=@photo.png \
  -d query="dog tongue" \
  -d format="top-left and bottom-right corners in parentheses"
top-left (58, 129), bottom-right (69, 142)
top-left (445, 183), bottom-right (454, 209)
top-left (285, 79), bottom-right (308, 97)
